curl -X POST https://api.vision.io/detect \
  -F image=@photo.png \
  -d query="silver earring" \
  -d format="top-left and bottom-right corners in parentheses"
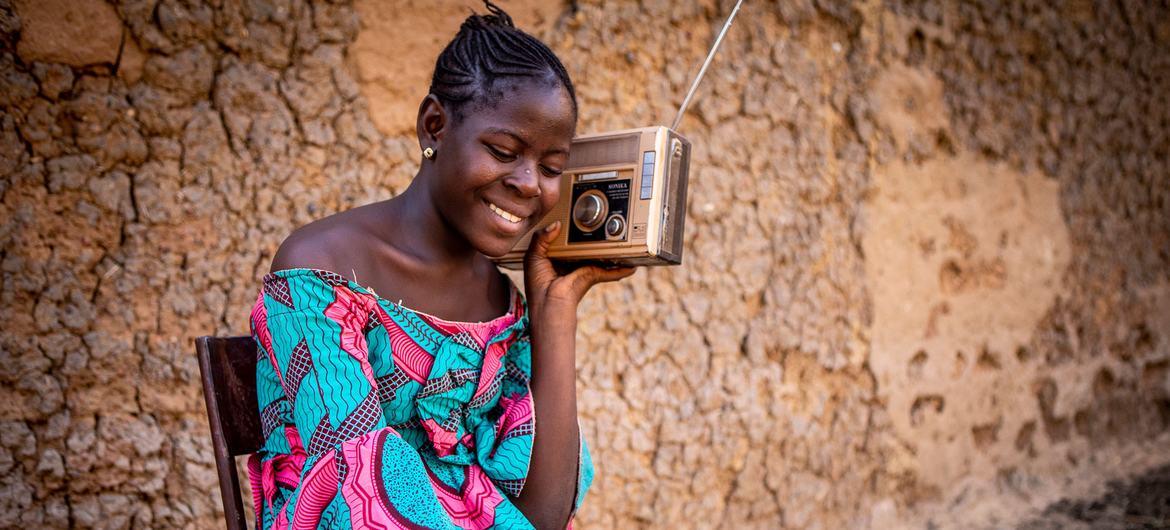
top-left (422, 147), bottom-right (435, 159)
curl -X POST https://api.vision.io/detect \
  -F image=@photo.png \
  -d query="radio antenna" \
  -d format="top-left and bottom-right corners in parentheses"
top-left (671, 0), bottom-right (746, 131)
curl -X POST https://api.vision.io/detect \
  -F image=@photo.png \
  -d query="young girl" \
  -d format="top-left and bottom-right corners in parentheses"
top-left (248, 3), bottom-right (633, 529)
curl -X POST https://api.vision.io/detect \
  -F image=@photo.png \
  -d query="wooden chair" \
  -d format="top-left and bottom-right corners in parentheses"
top-left (196, 336), bottom-right (264, 530)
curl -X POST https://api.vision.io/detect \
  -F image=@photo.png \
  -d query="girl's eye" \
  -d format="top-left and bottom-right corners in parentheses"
top-left (486, 144), bottom-right (516, 162)
top-left (540, 165), bottom-right (563, 177)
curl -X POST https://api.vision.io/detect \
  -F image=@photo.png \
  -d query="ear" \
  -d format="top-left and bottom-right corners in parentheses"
top-left (416, 94), bottom-right (449, 152)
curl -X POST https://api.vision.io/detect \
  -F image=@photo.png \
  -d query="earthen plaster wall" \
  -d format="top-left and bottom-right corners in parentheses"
top-left (0, 0), bottom-right (1167, 528)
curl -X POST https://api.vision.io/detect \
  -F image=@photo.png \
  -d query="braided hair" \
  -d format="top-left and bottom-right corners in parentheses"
top-left (430, 1), bottom-right (577, 122)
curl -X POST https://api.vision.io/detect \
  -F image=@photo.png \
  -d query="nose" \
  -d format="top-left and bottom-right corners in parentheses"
top-left (503, 161), bottom-right (541, 198)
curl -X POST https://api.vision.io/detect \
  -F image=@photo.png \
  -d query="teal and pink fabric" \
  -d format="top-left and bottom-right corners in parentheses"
top-left (249, 268), bottom-right (592, 529)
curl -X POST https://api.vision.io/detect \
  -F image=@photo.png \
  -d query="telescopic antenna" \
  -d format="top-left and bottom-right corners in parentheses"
top-left (671, 0), bottom-right (746, 131)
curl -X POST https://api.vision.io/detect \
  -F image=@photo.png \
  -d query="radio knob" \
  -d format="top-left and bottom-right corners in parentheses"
top-left (605, 214), bottom-right (626, 237)
top-left (573, 193), bottom-right (605, 230)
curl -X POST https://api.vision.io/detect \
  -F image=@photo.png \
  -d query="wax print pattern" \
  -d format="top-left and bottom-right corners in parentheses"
top-left (248, 268), bottom-right (592, 529)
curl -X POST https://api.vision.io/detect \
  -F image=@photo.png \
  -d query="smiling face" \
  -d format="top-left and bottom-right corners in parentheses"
top-left (420, 80), bottom-right (576, 258)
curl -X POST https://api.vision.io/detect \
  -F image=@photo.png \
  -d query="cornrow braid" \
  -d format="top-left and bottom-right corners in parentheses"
top-left (429, 0), bottom-right (577, 122)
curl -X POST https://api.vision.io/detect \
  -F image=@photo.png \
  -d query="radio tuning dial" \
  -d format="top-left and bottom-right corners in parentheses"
top-left (573, 192), bottom-right (606, 230)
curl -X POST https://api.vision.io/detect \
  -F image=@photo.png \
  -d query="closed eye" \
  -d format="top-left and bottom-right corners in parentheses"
top-left (540, 165), bottom-right (563, 177)
top-left (485, 143), bottom-right (517, 162)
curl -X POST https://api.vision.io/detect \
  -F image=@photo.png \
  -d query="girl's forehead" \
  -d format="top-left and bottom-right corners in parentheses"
top-left (460, 83), bottom-right (576, 141)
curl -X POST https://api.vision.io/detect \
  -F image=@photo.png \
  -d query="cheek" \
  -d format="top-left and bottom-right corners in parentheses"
top-left (539, 178), bottom-right (561, 214)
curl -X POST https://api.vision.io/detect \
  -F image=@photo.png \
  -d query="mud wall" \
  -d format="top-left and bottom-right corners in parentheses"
top-left (0, 0), bottom-right (1166, 528)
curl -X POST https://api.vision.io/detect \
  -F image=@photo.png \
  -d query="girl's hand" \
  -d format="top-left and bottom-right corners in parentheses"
top-left (523, 221), bottom-right (635, 319)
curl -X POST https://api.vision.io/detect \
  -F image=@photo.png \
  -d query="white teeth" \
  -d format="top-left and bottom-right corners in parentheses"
top-left (488, 202), bottom-right (523, 223)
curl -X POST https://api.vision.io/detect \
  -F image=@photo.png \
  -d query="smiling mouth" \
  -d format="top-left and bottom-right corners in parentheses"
top-left (487, 201), bottom-right (524, 224)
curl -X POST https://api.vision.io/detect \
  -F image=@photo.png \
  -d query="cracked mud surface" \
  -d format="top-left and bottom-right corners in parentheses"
top-left (0, 0), bottom-right (1167, 528)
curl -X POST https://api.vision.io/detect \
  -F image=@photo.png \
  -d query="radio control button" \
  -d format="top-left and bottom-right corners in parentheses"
top-left (573, 193), bottom-right (605, 230)
top-left (605, 214), bottom-right (626, 238)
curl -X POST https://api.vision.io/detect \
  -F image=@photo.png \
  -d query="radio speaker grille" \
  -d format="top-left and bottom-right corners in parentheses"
top-left (567, 134), bottom-right (640, 169)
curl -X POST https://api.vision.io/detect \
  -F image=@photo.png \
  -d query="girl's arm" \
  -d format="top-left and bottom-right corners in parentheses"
top-left (511, 222), bottom-right (635, 529)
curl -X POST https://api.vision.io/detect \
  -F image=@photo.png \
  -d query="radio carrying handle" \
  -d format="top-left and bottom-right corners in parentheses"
top-left (670, 0), bottom-right (746, 131)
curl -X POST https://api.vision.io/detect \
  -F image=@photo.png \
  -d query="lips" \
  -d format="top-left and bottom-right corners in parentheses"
top-left (487, 201), bottom-right (524, 224)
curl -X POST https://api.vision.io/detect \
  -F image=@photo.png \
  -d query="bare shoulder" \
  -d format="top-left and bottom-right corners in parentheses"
top-left (269, 211), bottom-right (365, 274)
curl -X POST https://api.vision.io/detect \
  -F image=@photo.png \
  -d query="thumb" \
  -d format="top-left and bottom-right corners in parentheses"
top-left (524, 221), bottom-right (561, 287)
top-left (525, 221), bottom-right (560, 264)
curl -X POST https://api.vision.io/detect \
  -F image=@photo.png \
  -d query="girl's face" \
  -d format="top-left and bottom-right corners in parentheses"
top-left (426, 82), bottom-right (576, 258)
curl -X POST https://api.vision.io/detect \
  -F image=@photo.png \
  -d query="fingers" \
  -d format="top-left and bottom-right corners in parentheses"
top-left (523, 222), bottom-right (639, 303)
top-left (562, 265), bottom-right (636, 300)
top-left (588, 266), bottom-right (638, 283)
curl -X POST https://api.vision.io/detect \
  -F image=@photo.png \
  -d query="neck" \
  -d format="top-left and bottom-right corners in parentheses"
top-left (380, 172), bottom-right (482, 271)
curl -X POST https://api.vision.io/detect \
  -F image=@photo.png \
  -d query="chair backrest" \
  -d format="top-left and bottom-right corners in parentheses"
top-left (196, 335), bottom-right (264, 530)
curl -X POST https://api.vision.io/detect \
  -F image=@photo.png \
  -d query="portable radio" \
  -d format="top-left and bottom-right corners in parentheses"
top-left (492, 0), bottom-right (743, 270)
top-left (493, 126), bottom-right (691, 268)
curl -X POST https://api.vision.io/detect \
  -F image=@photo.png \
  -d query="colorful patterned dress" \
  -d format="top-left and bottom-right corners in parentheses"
top-left (248, 268), bottom-right (592, 529)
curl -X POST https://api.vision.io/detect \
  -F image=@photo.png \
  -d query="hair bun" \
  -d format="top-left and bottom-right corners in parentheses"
top-left (480, 1), bottom-right (515, 28)
top-left (459, 1), bottom-right (515, 33)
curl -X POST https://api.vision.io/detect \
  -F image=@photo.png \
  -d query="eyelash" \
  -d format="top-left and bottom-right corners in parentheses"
top-left (486, 144), bottom-right (516, 162)
top-left (486, 144), bottom-right (562, 177)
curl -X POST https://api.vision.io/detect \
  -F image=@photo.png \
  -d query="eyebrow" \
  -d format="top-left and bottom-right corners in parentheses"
top-left (483, 127), bottom-right (569, 156)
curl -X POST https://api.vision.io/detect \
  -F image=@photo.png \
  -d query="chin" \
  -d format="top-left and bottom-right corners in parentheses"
top-left (478, 245), bottom-right (510, 260)
top-left (473, 234), bottom-right (522, 260)
top-left (471, 217), bottom-right (537, 259)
